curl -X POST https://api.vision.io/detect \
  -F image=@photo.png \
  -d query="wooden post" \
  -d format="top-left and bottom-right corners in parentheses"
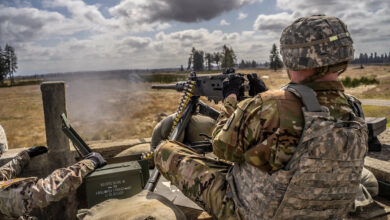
top-left (37, 81), bottom-right (77, 219)
top-left (41, 81), bottom-right (74, 169)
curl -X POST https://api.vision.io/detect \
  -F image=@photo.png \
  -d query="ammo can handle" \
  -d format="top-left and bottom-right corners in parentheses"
top-left (61, 113), bottom-right (92, 157)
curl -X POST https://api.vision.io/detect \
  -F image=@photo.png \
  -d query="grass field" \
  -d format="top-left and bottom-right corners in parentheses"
top-left (0, 65), bottom-right (389, 149)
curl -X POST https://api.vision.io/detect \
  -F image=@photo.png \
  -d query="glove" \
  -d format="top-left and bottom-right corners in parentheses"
top-left (247, 73), bottom-right (268, 96)
top-left (222, 75), bottom-right (244, 99)
top-left (26, 146), bottom-right (48, 158)
top-left (85, 152), bottom-right (107, 169)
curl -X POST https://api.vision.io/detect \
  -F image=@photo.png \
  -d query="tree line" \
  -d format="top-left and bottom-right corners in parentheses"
top-left (350, 52), bottom-right (390, 64)
top-left (186, 43), bottom-right (284, 72)
top-left (187, 45), bottom-right (237, 71)
top-left (0, 44), bottom-right (18, 84)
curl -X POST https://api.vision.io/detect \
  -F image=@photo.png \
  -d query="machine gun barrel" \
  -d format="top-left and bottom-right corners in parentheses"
top-left (151, 82), bottom-right (186, 92)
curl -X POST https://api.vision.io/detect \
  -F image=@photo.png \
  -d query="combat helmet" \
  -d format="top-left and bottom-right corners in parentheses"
top-left (0, 125), bottom-right (8, 153)
top-left (280, 14), bottom-right (354, 78)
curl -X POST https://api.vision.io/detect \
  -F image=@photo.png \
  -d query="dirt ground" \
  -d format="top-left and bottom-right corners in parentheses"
top-left (0, 65), bottom-right (389, 149)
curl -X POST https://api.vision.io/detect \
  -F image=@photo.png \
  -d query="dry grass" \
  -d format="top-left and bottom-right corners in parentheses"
top-left (0, 65), bottom-right (389, 149)
top-left (362, 105), bottom-right (390, 127)
top-left (0, 85), bottom-right (46, 148)
top-left (342, 65), bottom-right (390, 100)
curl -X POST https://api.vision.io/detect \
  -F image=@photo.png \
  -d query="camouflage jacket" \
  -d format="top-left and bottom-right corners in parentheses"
top-left (0, 151), bottom-right (95, 218)
top-left (0, 151), bottom-right (30, 181)
top-left (212, 81), bottom-right (353, 173)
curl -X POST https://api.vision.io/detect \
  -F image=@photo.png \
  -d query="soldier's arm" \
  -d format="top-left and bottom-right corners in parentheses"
top-left (29, 159), bottom-right (95, 209)
top-left (212, 96), bottom-right (261, 162)
top-left (212, 96), bottom-right (238, 138)
top-left (0, 151), bottom-right (30, 180)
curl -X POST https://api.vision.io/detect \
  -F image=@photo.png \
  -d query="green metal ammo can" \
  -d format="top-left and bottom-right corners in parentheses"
top-left (85, 161), bottom-right (145, 207)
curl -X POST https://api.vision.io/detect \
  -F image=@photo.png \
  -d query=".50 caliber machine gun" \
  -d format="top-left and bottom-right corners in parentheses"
top-left (144, 68), bottom-right (250, 192)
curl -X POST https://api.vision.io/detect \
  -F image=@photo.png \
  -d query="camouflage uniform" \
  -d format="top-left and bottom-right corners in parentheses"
top-left (155, 81), bottom-right (361, 219)
top-left (0, 150), bottom-right (95, 219)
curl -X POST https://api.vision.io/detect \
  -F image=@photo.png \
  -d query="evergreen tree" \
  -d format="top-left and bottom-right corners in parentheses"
top-left (187, 55), bottom-right (192, 70)
top-left (205, 53), bottom-right (212, 71)
top-left (191, 47), bottom-right (204, 72)
top-left (0, 46), bottom-right (7, 83)
top-left (239, 59), bottom-right (245, 69)
top-left (269, 43), bottom-right (283, 71)
top-left (180, 65), bottom-right (184, 72)
top-left (251, 60), bottom-right (257, 68)
top-left (221, 45), bottom-right (236, 68)
top-left (4, 44), bottom-right (17, 85)
top-left (213, 52), bottom-right (221, 70)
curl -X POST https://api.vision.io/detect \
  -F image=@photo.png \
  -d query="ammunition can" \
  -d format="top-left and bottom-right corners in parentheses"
top-left (85, 161), bottom-right (144, 207)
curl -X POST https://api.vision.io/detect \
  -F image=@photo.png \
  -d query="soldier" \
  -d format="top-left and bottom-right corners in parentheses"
top-left (0, 125), bottom-right (106, 219)
top-left (154, 15), bottom-right (374, 219)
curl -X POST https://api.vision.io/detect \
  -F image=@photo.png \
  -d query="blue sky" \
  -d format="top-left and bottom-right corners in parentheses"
top-left (0, 0), bottom-right (389, 75)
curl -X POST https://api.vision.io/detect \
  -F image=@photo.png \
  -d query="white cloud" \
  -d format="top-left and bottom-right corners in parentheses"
top-left (220, 19), bottom-right (231, 26)
top-left (0, 6), bottom-right (66, 43)
top-left (14, 26), bottom-right (278, 74)
top-left (238, 12), bottom-right (248, 20)
top-left (253, 12), bottom-right (297, 33)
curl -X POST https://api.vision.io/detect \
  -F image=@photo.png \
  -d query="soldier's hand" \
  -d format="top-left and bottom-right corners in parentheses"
top-left (223, 75), bottom-right (244, 99)
top-left (26, 146), bottom-right (48, 158)
top-left (86, 152), bottom-right (107, 169)
top-left (247, 73), bottom-right (268, 96)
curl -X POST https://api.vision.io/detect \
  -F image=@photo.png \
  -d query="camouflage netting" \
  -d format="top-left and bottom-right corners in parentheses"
top-left (280, 14), bottom-right (354, 71)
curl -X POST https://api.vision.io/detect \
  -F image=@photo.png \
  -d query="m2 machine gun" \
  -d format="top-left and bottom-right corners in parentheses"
top-left (145, 68), bottom-right (250, 192)
top-left (151, 68), bottom-right (248, 121)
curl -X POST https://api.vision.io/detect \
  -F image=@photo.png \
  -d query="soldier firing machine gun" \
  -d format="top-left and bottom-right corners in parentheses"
top-left (145, 68), bottom-right (387, 192)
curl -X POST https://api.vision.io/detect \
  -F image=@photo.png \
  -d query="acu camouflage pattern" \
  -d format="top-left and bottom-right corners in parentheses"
top-left (280, 15), bottom-right (354, 71)
top-left (0, 151), bottom-right (95, 218)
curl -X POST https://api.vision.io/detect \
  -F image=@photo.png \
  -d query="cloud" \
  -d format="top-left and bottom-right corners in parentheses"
top-left (253, 12), bottom-right (297, 33)
top-left (238, 12), bottom-right (248, 20)
top-left (109, 0), bottom-right (261, 23)
top-left (117, 36), bottom-right (151, 53)
top-left (14, 26), bottom-right (278, 74)
top-left (220, 19), bottom-right (230, 26)
top-left (0, 6), bottom-right (65, 43)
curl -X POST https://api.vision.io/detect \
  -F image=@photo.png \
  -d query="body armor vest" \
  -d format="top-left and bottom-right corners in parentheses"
top-left (226, 84), bottom-right (368, 219)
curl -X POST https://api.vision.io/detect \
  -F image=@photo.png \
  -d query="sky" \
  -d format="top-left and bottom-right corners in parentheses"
top-left (0, 0), bottom-right (389, 75)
